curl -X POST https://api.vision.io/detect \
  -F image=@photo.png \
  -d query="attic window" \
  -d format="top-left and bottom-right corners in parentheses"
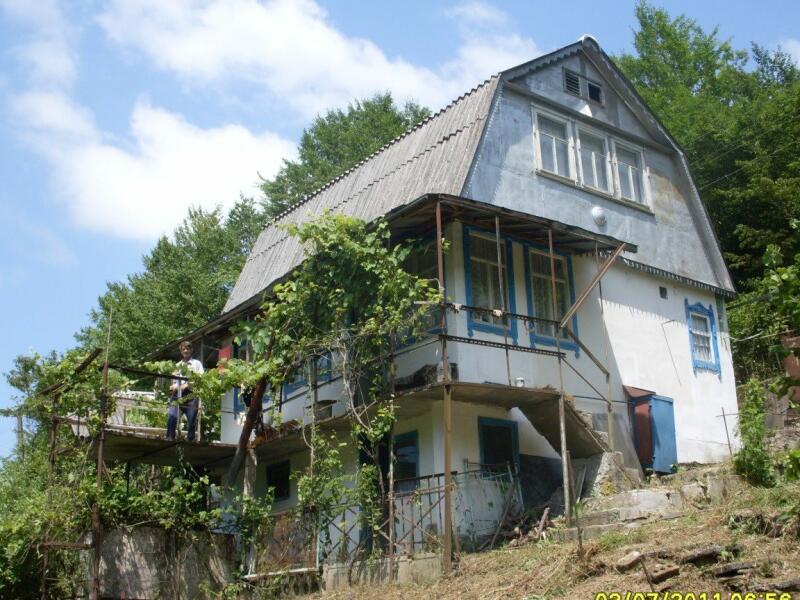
top-left (588, 82), bottom-right (603, 103)
top-left (564, 70), bottom-right (581, 96)
top-left (563, 69), bottom-right (604, 104)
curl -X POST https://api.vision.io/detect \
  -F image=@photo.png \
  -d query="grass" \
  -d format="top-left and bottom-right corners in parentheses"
top-left (305, 477), bottom-right (800, 600)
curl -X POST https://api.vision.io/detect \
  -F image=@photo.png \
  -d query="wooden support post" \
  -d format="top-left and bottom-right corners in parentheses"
top-left (436, 200), bottom-right (453, 574)
top-left (548, 230), bottom-right (571, 527)
top-left (494, 216), bottom-right (512, 386)
top-left (91, 311), bottom-right (113, 600)
top-left (442, 384), bottom-right (453, 572)
top-left (388, 332), bottom-right (396, 574)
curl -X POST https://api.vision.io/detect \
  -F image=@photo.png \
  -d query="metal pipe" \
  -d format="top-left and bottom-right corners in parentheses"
top-left (559, 243), bottom-right (625, 329)
top-left (548, 229), bottom-right (571, 527)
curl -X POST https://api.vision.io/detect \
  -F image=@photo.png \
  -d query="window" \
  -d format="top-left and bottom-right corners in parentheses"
top-left (690, 313), bottom-right (712, 361)
top-left (563, 69), bottom-right (603, 104)
top-left (615, 143), bottom-right (644, 203)
top-left (468, 233), bottom-right (510, 327)
top-left (478, 417), bottom-right (519, 473)
top-left (685, 300), bottom-right (720, 374)
top-left (587, 81), bottom-right (603, 103)
top-left (393, 431), bottom-right (419, 493)
top-left (266, 460), bottom-right (291, 501)
top-left (537, 114), bottom-right (571, 178)
top-left (527, 248), bottom-right (570, 340)
top-left (532, 105), bottom-right (650, 208)
top-left (405, 240), bottom-right (440, 332)
top-left (564, 70), bottom-right (581, 96)
top-left (577, 130), bottom-right (610, 192)
top-left (659, 286), bottom-right (668, 299)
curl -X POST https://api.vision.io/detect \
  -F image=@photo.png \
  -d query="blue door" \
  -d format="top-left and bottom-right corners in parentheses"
top-left (650, 395), bottom-right (677, 473)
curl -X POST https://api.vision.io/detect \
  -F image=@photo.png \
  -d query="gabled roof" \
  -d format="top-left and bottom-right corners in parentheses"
top-left (224, 75), bottom-right (500, 313)
top-left (225, 36), bottom-right (733, 316)
top-left (498, 36), bottom-right (732, 292)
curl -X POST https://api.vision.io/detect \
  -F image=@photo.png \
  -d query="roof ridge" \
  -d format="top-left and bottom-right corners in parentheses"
top-left (262, 75), bottom-right (499, 227)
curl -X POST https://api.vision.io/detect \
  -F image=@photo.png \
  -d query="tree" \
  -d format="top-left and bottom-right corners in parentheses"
top-left (260, 93), bottom-right (430, 218)
top-left (76, 198), bottom-right (268, 364)
top-left (616, 2), bottom-right (800, 287)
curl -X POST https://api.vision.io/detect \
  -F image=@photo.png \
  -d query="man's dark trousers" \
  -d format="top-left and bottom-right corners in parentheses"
top-left (166, 395), bottom-right (199, 441)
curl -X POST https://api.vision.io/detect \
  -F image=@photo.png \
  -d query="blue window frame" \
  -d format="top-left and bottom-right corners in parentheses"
top-left (523, 243), bottom-right (579, 354)
top-left (463, 225), bottom-right (518, 342)
top-left (393, 430), bottom-right (419, 492)
top-left (282, 353), bottom-right (335, 400)
top-left (266, 459), bottom-right (291, 501)
top-left (478, 416), bottom-right (519, 472)
top-left (233, 386), bottom-right (272, 417)
top-left (685, 299), bottom-right (721, 374)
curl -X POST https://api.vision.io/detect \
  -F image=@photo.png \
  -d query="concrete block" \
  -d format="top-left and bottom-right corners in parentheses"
top-left (680, 482), bottom-right (708, 505)
top-left (616, 551), bottom-right (642, 572)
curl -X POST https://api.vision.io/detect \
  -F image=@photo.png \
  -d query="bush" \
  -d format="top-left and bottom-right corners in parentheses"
top-left (733, 378), bottom-right (775, 486)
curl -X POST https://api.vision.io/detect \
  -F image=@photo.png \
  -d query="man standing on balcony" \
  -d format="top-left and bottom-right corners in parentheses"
top-left (166, 340), bottom-right (204, 441)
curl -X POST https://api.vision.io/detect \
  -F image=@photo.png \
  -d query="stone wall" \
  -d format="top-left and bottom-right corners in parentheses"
top-left (93, 527), bottom-right (235, 599)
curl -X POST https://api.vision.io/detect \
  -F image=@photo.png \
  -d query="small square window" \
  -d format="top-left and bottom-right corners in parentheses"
top-left (659, 286), bottom-right (668, 299)
top-left (588, 82), bottom-right (603, 103)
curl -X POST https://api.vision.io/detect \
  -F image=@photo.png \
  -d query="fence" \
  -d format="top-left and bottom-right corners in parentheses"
top-left (312, 466), bottom-right (521, 567)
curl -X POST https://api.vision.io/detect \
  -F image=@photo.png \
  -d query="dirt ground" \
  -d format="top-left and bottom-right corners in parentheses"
top-left (310, 480), bottom-right (800, 600)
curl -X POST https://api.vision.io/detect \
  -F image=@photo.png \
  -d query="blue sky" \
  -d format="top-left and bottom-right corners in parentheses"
top-left (1, 0), bottom-right (798, 457)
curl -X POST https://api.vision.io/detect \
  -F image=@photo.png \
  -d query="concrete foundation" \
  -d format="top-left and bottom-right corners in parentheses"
top-left (322, 552), bottom-right (442, 591)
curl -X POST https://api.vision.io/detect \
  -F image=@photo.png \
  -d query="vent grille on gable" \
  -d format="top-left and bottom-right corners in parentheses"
top-left (564, 70), bottom-right (581, 96)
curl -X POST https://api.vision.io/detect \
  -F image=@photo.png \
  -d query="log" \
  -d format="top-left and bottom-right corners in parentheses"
top-left (752, 576), bottom-right (800, 592)
top-left (534, 507), bottom-right (550, 541)
top-left (709, 562), bottom-right (755, 578)
top-left (678, 544), bottom-right (723, 565)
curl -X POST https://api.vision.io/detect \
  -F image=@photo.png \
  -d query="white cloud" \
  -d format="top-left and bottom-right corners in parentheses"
top-left (10, 91), bottom-right (97, 140)
top-left (444, 1), bottom-right (508, 27)
top-left (97, 0), bottom-right (540, 115)
top-left (780, 38), bottom-right (800, 65)
top-left (6, 0), bottom-right (540, 243)
top-left (12, 95), bottom-right (296, 241)
top-left (1, 0), bottom-right (77, 86)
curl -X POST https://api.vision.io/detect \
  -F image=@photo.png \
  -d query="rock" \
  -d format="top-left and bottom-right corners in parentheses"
top-left (650, 564), bottom-right (680, 583)
top-left (680, 482), bottom-right (708, 506)
top-left (616, 551), bottom-right (642, 572)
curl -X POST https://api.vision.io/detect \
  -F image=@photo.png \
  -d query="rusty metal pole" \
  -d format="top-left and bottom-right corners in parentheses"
top-left (436, 201), bottom-right (453, 573)
top-left (388, 331), bottom-right (396, 574)
top-left (495, 216), bottom-right (512, 386)
top-left (595, 244), bottom-right (615, 453)
top-left (548, 230), bottom-right (571, 526)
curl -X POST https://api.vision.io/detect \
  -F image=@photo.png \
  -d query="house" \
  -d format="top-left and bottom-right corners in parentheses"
top-left (121, 36), bottom-right (739, 571)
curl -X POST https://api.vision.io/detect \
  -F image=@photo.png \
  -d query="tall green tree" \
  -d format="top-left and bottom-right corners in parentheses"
top-left (260, 93), bottom-right (430, 218)
top-left (76, 198), bottom-right (267, 363)
top-left (616, 2), bottom-right (800, 287)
